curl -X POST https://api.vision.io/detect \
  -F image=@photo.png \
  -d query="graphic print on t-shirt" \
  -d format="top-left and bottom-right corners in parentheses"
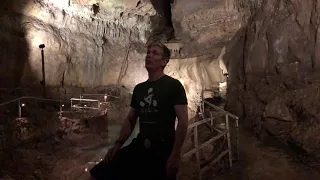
top-left (139, 88), bottom-right (159, 113)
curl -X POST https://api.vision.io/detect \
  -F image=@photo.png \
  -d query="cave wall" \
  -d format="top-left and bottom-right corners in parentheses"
top-left (225, 0), bottom-right (320, 160)
top-left (171, 0), bottom-right (246, 58)
top-left (0, 0), bottom-right (250, 120)
top-left (0, 0), bottom-right (161, 88)
top-left (0, 0), bottom-right (32, 88)
top-left (165, 55), bottom-right (225, 116)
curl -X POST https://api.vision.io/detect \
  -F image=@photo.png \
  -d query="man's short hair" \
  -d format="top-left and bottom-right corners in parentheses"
top-left (147, 42), bottom-right (171, 60)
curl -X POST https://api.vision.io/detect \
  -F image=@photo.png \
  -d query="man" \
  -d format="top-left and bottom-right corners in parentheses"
top-left (90, 42), bottom-right (188, 180)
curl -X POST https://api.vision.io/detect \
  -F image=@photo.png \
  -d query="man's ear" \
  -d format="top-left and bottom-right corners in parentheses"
top-left (162, 59), bottom-right (169, 66)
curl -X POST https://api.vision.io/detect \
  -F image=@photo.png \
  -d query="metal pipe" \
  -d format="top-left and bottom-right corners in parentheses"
top-left (0, 96), bottom-right (69, 107)
top-left (40, 45), bottom-right (46, 98)
top-left (0, 97), bottom-right (22, 106)
top-left (81, 93), bottom-right (120, 99)
top-left (70, 98), bottom-right (99, 102)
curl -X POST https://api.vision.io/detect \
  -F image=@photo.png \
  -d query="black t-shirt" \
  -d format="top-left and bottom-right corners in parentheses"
top-left (130, 75), bottom-right (188, 140)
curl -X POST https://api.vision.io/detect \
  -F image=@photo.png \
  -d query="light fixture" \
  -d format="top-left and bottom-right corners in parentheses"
top-left (62, 104), bottom-right (65, 107)
top-left (21, 103), bottom-right (26, 107)
top-left (84, 105), bottom-right (87, 107)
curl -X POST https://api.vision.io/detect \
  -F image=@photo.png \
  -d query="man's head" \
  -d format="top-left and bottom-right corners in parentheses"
top-left (145, 42), bottom-right (171, 71)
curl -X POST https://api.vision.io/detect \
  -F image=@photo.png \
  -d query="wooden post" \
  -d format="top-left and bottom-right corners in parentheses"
top-left (210, 111), bottom-right (213, 132)
top-left (60, 100), bottom-right (62, 113)
top-left (201, 90), bottom-right (204, 116)
top-left (194, 126), bottom-right (201, 180)
top-left (225, 114), bottom-right (232, 168)
top-left (235, 118), bottom-right (239, 161)
top-left (18, 100), bottom-right (21, 118)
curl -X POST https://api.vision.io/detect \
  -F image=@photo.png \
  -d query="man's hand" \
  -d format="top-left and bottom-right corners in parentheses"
top-left (102, 108), bottom-right (137, 164)
top-left (103, 144), bottom-right (121, 164)
top-left (166, 104), bottom-right (187, 178)
top-left (166, 153), bottom-right (180, 178)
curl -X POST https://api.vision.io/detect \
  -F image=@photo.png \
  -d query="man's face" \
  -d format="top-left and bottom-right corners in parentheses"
top-left (145, 46), bottom-right (168, 70)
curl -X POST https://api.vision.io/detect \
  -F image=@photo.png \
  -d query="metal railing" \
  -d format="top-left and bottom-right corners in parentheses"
top-left (0, 92), bottom-right (122, 118)
top-left (70, 98), bottom-right (100, 110)
top-left (0, 96), bottom-right (69, 118)
top-left (79, 93), bottom-right (120, 99)
top-left (71, 93), bottom-right (121, 110)
top-left (183, 99), bottom-right (239, 180)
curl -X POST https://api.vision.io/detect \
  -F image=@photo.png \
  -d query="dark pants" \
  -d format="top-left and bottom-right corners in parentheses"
top-left (90, 137), bottom-right (176, 180)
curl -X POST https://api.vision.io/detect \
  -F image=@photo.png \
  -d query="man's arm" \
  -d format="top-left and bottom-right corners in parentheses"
top-left (114, 108), bottom-right (138, 147)
top-left (171, 104), bottom-right (188, 157)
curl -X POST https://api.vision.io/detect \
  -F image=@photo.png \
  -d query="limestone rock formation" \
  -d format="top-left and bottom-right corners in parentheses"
top-left (224, 0), bottom-right (320, 163)
top-left (0, 0), bottom-right (167, 88)
top-left (172, 0), bottom-right (247, 58)
top-left (1, 0), bottom-right (247, 118)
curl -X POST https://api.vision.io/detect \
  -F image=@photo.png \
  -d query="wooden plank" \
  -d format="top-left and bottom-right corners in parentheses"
top-left (203, 121), bottom-right (222, 133)
top-left (188, 115), bottom-right (224, 129)
top-left (235, 118), bottom-right (240, 161)
top-left (194, 126), bottom-right (200, 166)
top-left (200, 149), bottom-right (229, 174)
top-left (183, 131), bottom-right (228, 158)
top-left (203, 100), bottom-right (239, 120)
top-left (225, 115), bottom-right (233, 167)
top-left (193, 126), bottom-right (202, 180)
top-left (210, 112), bottom-right (213, 127)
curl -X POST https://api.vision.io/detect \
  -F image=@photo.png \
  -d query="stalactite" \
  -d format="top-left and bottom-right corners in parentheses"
top-left (114, 26), bottom-right (117, 37)
top-left (100, 22), bottom-right (103, 36)
top-left (95, 20), bottom-right (99, 35)
top-left (63, 15), bottom-right (67, 27)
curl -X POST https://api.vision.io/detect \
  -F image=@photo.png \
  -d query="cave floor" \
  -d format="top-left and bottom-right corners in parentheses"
top-left (1, 123), bottom-right (129, 180)
top-left (212, 127), bottom-right (320, 180)
top-left (2, 123), bottom-right (320, 180)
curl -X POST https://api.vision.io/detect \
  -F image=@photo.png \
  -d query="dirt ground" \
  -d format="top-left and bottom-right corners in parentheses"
top-left (1, 122), bottom-right (320, 180)
top-left (213, 127), bottom-right (320, 180)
